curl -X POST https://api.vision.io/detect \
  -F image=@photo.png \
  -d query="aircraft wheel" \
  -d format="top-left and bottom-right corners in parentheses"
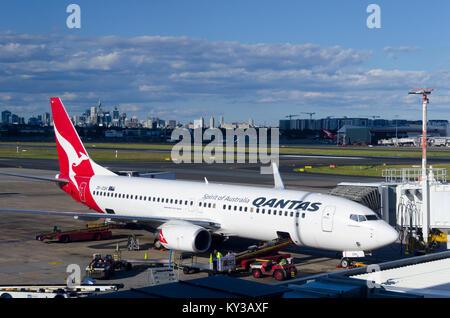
top-left (340, 258), bottom-right (350, 268)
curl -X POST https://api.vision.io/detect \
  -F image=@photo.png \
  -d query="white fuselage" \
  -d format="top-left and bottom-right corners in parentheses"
top-left (89, 175), bottom-right (398, 252)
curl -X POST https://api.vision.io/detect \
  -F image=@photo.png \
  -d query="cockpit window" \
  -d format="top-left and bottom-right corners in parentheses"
top-left (350, 214), bottom-right (373, 222)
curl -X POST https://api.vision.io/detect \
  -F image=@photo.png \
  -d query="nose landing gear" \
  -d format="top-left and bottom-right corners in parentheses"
top-left (339, 250), bottom-right (368, 269)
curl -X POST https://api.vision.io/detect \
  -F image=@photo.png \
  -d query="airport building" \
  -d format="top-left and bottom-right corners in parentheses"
top-left (280, 117), bottom-right (450, 144)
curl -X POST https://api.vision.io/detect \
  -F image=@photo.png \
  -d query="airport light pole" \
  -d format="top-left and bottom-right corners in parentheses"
top-left (408, 88), bottom-right (438, 245)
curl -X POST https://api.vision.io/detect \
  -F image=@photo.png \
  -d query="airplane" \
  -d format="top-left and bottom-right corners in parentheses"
top-left (0, 98), bottom-right (398, 264)
top-left (323, 129), bottom-right (337, 141)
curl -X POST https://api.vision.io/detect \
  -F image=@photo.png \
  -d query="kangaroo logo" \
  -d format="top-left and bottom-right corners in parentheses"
top-left (159, 230), bottom-right (168, 244)
top-left (54, 125), bottom-right (90, 191)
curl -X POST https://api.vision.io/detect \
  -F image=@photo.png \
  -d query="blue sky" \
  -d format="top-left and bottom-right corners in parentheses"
top-left (0, 0), bottom-right (449, 125)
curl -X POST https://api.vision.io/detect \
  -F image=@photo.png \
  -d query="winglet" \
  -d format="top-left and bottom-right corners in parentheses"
top-left (272, 162), bottom-right (285, 189)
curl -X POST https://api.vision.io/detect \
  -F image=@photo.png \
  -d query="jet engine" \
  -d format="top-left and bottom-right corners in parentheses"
top-left (158, 223), bottom-right (211, 253)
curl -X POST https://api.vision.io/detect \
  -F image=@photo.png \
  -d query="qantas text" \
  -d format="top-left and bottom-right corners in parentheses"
top-left (252, 197), bottom-right (322, 211)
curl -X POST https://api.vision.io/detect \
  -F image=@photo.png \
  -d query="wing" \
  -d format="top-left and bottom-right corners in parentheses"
top-left (0, 209), bottom-right (221, 231)
top-left (0, 171), bottom-right (69, 184)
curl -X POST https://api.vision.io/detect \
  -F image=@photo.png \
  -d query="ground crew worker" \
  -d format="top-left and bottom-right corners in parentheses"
top-left (216, 251), bottom-right (223, 272)
top-left (279, 258), bottom-right (287, 266)
top-left (212, 250), bottom-right (218, 271)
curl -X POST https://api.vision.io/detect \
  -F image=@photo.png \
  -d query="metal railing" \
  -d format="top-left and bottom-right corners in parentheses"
top-left (382, 167), bottom-right (447, 184)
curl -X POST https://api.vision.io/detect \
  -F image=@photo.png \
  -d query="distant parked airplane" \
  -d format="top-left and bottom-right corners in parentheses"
top-left (323, 129), bottom-right (337, 141)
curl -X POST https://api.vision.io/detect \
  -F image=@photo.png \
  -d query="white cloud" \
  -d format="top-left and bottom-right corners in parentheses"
top-left (0, 31), bottom-right (447, 121)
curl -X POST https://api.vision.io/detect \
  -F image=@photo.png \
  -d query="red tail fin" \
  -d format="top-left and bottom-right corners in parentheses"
top-left (50, 97), bottom-right (115, 182)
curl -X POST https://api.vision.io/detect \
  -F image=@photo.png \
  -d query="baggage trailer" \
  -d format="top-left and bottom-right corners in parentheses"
top-left (36, 224), bottom-right (119, 243)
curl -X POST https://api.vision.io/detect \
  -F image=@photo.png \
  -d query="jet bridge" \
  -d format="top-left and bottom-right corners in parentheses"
top-left (329, 167), bottom-right (450, 252)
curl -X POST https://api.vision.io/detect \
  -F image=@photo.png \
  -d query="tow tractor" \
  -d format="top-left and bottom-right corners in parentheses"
top-left (86, 253), bottom-right (132, 280)
top-left (249, 258), bottom-right (297, 281)
top-left (36, 224), bottom-right (119, 243)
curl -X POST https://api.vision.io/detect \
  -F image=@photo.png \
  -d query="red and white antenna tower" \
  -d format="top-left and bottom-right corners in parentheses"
top-left (408, 88), bottom-right (438, 245)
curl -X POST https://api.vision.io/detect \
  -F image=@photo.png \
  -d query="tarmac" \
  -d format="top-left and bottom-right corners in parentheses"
top-left (0, 158), bottom-right (408, 291)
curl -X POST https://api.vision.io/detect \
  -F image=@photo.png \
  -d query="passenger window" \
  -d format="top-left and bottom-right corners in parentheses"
top-left (256, 208), bottom-right (260, 213)
top-left (239, 206), bottom-right (242, 211)
top-left (244, 207), bottom-right (247, 212)
top-left (209, 203), bottom-right (212, 208)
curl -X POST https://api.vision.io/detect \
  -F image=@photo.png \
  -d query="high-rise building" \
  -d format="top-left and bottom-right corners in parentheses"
top-left (209, 116), bottom-right (215, 128)
top-left (43, 112), bottom-right (51, 126)
top-left (194, 117), bottom-right (204, 129)
top-left (219, 115), bottom-right (224, 127)
top-left (1, 110), bottom-right (11, 124)
top-left (167, 120), bottom-right (176, 129)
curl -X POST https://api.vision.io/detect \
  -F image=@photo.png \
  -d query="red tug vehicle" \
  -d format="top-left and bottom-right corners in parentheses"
top-left (250, 258), bottom-right (297, 281)
top-left (36, 224), bottom-right (116, 243)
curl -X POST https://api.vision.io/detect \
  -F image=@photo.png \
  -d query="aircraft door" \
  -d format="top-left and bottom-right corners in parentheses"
top-left (321, 206), bottom-right (335, 232)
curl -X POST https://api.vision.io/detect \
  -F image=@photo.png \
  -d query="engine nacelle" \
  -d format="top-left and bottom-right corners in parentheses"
top-left (158, 223), bottom-right (211, 253)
